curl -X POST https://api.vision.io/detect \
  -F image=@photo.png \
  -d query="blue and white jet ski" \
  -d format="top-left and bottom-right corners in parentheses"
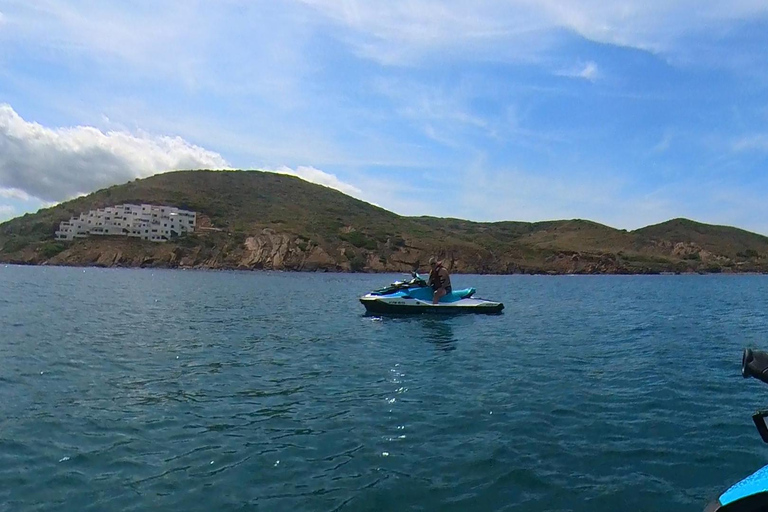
top-left (359, 272), bottom-right (504, 315)
top-left (705, 349), bottom-right (768, 511)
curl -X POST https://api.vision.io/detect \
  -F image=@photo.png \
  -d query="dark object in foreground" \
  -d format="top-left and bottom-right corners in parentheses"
top-left (705, 348), bottom-right (768, 511)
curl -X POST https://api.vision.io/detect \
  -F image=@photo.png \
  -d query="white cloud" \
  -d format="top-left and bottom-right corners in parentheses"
top-left (733, 134), bottom-right (768, 152)
top-left (557, 61), bottom-right (599, 81)
top-left (0, 104), bottom-right (230, 202)
top-left (3, 3), bottom-right (197, 71)
top-left (268, 165), bottom-right (440, 214)
top-left (298, 0), bottom-right (556, 65)
top-left (453, 159), bottom-right (629, 226)
top-left (577, 61), bottom-right (598, 81)
top-left (628, 178), bottom-right (768, 236)
top-left (9, 1), bottom-right (766, 78)
top-left (0, 187), bottom-right (30, 201)
top-left (370, 77), bottom-right (500, 150)
top-left (270, 165), bottom-right (363, 197)
top-left (0, 2), bottom-right (314, 105)
top-left (299, 0), bottom-right (768, 64)
top-left (1, 0), bottom-right (765, 109)
top-left (442, 157), bottom-right (768, 235)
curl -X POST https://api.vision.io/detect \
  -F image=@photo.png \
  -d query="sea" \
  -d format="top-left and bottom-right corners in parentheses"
top-left (2, 265), bottom-right (768, 511)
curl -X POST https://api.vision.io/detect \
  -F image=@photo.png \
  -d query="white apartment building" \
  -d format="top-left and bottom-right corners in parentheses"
top-left (55, 204), bottom-right (197, 242)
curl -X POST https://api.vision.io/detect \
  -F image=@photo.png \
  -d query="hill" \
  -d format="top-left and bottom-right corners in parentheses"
top-left (2, 170), bottom-right (768, 274)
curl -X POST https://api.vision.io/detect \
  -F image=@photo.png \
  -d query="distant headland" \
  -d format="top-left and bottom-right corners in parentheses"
top-left (2, 170), bottom-right (768, 274)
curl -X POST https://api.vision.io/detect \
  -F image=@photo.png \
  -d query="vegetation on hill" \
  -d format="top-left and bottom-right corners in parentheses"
top-left (2, 170), bottom-right (768, 274)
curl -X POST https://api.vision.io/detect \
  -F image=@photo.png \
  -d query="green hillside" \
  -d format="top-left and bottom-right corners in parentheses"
top-left (635, 218), bottom-right (768, 258)
top-left (1, 170), bottom-right (767, 274)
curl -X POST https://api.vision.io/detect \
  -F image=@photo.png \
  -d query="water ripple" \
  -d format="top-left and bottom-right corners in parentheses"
top-left (2, 268), bottom-right (768, 511)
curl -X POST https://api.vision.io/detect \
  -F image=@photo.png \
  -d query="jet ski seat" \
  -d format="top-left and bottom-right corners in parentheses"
top-left (403, 287), bottom-right (476, 302)
top-left (453, 287), bottom-right (476, 299)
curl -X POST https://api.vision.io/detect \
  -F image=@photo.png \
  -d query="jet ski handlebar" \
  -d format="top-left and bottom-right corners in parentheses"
top-left (409, 271), bottom-right (426, 283)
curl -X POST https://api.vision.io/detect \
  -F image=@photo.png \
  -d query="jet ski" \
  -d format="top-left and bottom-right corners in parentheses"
top-left (359, 272), bottom-right (504, 315)
top-left (705, 349), bottom-right (768, 511)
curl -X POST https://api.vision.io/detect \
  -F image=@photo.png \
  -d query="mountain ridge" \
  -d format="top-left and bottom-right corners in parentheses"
top-left (2, 170), bottom-right (767, 274)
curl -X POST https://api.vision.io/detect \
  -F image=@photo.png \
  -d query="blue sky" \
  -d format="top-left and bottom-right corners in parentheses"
top-left (2, 1), bottom-right (768, 233)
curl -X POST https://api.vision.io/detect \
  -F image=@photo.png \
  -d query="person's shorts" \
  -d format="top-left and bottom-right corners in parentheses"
top-left (444, 286), bottom-right (452, 293)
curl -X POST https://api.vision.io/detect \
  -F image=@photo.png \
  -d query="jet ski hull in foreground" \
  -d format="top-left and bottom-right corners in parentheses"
top-left (705, 349), bottom-right (768, 511)
top-left (705, 464), bottom-right (768, 511)
top-left (359, 273), bottom-right (504, 315)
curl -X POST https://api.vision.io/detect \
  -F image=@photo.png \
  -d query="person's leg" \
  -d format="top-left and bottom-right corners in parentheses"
top-left (433, 287), bottom-right (446, 304)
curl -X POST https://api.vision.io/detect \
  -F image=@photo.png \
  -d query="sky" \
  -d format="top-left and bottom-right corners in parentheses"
top-left (1, 1), bottom-right (768, 233)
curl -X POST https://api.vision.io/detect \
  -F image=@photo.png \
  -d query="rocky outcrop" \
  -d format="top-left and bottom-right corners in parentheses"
top-left (241, 229), bottom-right (336, 270)
top-left (243, 229), bottom-right (294, 268)
top-left (1, 227), bottom-right (764, 274)
top-left (672, 242), bottom-right (700, 258)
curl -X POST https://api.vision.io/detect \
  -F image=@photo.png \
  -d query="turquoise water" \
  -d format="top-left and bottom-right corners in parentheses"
top-left (2, 266), bottom-right (768, 511)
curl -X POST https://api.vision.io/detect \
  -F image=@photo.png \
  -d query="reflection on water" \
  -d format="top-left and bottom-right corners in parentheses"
top-left (420, 318), bottom-right (456, 351)
top-left (367, 315), bottom-right (459, 351)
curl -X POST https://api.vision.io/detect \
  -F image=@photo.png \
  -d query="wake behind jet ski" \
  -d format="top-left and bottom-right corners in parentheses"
top-left (705, 349), bottom-right (768, 511)
top-left (359, 272), bottom-right (504, 315)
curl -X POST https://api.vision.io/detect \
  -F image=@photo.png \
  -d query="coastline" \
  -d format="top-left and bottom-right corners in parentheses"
top-left (3, 260), bottom-right (764, 276)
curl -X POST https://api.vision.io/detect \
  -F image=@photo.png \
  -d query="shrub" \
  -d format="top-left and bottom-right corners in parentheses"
top-left (349, 254), bottom-right (367, 272)
top-left (340, 231), bottom-right (377, 250)
top-left (737, 249), bottom-right (760, 259)
top-left (177, 234), bottom-right (201, 248)
top-left (389, 235), bottom-right (406, 249)
top-left (3, 237), bottom-right (30, 253)
top-left (39, 242), bottom-right (67, 259)
top-left (231, 231), bottom-right (247, 245)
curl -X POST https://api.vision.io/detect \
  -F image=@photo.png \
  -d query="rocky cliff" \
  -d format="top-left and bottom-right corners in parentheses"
top-left (4, 227), bottom-right (765, 274)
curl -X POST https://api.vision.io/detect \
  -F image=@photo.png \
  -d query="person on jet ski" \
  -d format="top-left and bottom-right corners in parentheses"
top-left (428, 257), bottom-right (452, 304)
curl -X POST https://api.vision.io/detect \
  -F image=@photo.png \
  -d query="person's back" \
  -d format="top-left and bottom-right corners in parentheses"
top-left (436, 265), bottom-right (451, 289)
